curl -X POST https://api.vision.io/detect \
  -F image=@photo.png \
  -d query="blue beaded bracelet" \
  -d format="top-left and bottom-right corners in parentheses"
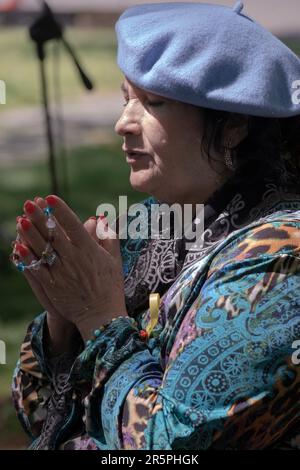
top-left (86, 330), bottom-right (101, 346)
top-left (85, 317), bottom-right (138, 347)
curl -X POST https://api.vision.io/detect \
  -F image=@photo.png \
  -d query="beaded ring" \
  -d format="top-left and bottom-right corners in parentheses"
top-left (11, 206), bottom-right (58, 272)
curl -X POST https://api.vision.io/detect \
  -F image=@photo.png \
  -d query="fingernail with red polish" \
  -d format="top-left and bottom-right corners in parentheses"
top-left (45, 195), bottom-right (58, 207)
top-left (20, 218), bottom-right (31, 231)
top-left (15, 243), bottom-right (29, 258)
top-left (24, 200), bottom-right (35, 215)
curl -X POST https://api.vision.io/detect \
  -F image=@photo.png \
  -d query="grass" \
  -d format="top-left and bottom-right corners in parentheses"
top-left (284, 38), bottom-right (300, 57)
top-left (0, 319), bottom-right (33, 449)
top-left (0, 319), bottom-right (29, 396)
top-left (0, 25), bottom-right (122, 109)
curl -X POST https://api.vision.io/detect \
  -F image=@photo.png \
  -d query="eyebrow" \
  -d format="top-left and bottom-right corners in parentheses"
top-left (120, 82), bottom-right (127, 93)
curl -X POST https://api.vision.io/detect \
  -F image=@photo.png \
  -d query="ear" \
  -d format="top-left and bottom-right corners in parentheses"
top-left (222, 114), bottom-right (249, 148)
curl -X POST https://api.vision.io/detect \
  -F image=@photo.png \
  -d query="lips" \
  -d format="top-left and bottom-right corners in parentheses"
top-left (126, 152), bottom-right (148, 158)
top-left (123, 146), bottom-right (150, 162)
top-left (123, 146), bottom-right (148, 154)
top-left (126, 153), bottom-right (149, 165)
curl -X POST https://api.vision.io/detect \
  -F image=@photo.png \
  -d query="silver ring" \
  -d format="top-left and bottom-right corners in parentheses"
top-left (41, 249), bottom-right (58, 267)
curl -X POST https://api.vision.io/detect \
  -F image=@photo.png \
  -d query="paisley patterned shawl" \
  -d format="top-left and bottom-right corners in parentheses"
top-left (120, 170), bottom-right (300, 319)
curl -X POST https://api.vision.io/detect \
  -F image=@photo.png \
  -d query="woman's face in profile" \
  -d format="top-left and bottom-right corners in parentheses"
top-left (115, 77), bottom-right (225, 204)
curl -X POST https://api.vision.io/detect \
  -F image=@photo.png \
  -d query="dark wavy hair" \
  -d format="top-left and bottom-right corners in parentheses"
top-left (200, 108), bottom-right (300, 189)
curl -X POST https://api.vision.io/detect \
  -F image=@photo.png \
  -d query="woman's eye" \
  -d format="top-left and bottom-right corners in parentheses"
top-left (122, 99), bottom-right (164, 108)
top-left (145, 100), bottom-right (164, 107)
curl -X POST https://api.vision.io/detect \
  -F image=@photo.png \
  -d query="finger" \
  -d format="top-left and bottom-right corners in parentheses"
top-left (83, 217), bottom-right (99, 243)
top-left (11, 240), bottom-right (64, 318)
top-left (21, 201), bottom-right (72, 257)
top-left (16, 216), bottom-right (65, 266)
top-left (96, 217), bottom-right (122, 260)
top-left (16, 218), bottom-right (67, 281)
top-left (17, 216), bottom-right (49, 258)
top-left (23, 199), bottom-right (50, 241)
top-left (32, 196), bottom-right (71, 242)
top-left (12, 241), bottom-right (54, 286)
top-left (34, 196), bottom-right (47, 209)
top-left (45, 195), bottom-right (90, 247)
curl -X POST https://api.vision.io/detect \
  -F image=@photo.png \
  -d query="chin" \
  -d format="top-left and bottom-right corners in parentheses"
top-left (129, 170), bottom-right (155, 194)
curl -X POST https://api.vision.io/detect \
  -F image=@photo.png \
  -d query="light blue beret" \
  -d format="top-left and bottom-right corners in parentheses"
top-left (115, 1), bottom-right (300, 117)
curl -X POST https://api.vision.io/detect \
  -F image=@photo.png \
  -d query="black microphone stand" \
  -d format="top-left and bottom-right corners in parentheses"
top-left (29, 1), bottom-right (94, 196)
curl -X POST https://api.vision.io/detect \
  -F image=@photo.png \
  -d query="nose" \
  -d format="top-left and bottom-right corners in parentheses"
top-left (114, 103), bottom-right (141, 137)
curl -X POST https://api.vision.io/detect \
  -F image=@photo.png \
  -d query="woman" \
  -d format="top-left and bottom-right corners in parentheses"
top-left (11, 2), bottom-right (300, 449)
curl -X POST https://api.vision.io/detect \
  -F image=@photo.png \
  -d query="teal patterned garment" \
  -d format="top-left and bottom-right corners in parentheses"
top-left (12, 175), bottom-right (300, 450)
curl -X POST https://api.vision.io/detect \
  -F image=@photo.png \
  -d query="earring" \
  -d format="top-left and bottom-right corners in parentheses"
top-left (224, 141), bottom-right (234, 171)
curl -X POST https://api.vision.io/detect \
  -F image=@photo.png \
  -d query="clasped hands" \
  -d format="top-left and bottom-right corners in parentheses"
top-left (13, 195), bottom-right (128, 342)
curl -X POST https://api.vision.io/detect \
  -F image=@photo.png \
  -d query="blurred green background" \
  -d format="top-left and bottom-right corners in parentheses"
top-left (0, 23), bottom-right (299, 449)
top-left (0, 24), bottom-right (146, 449)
